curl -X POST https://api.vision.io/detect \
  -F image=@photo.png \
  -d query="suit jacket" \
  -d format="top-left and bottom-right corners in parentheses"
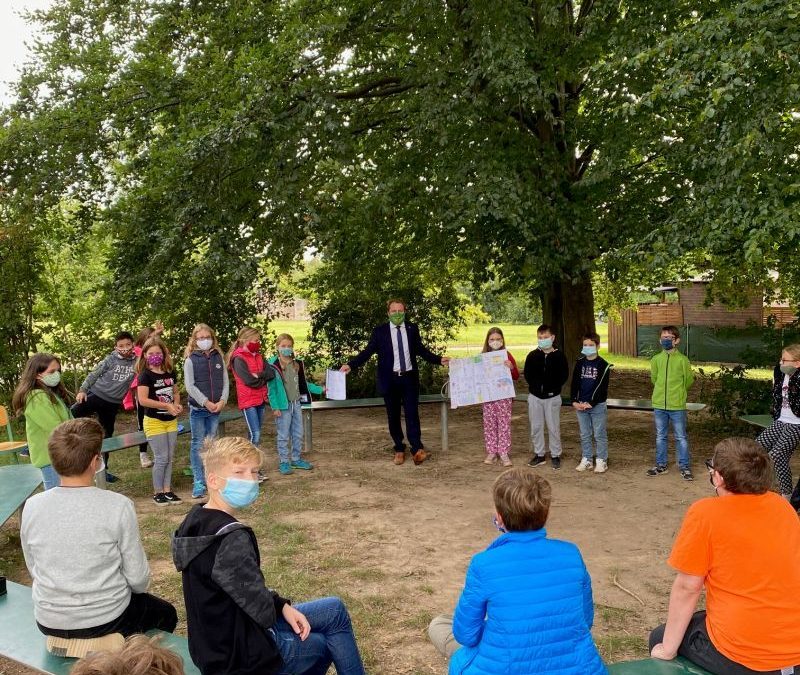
top-left (348, 321), bottom-right (442, 394)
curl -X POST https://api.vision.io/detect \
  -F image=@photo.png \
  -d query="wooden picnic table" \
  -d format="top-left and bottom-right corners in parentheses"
top-left (0, 463), bottom-right (42, 528)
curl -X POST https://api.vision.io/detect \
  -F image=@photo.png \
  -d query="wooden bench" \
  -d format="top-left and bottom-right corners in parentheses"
top-left (608, 657), bottom-right (712, 674)
top-left (97, 410), bottom-right (245, 486)
top-left (0, 464), bottom-right (42, 528)
top-left (0, 581), bottom-right (199, 675)
top-left (300, 395), bottom-right (706, 453)
top-left (739, 414), bottom-right (772, 429)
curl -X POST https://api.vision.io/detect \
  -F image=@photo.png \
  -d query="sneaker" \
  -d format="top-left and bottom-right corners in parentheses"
top-left (551, 456), bottom-right (561, 470)
top-left (105, 471), bottom-right (119, 483)
top-left (291, 459), bottom-right (313, 471)
top-left (500, 454), bottom-right (513, 467)
top-left (163, 491), bottom-right (182, 503)
top-left (528, 455), bottom-right (547, 467)
top-left (646, 465), bottom-right (668, 476)
top-left (257, 470), bottom-right (268, 483)
top-left (139, 453), bottom-right (153, 468)
top-left (594, 458), bottom-right (608, 473)
top-left (153, 493), bottom-right (169, 506)
top-left (483, 455), bottom-right (497, 465)
top-left (191, 481), bottom-right (207, 499)
top-left (278, 462), bottom-right (294, 475)
top-left (575, 457), bottom-right (593, 472)
top-left (680, 468), bottom-right (694, 481)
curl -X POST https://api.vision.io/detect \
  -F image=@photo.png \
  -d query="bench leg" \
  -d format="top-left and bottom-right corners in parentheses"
top-left (95, 467), bottom-right (107, 490)
top-left (303, 408), bottom-right (313, 454)
top-left (440, 401), bottom-right (448, 453)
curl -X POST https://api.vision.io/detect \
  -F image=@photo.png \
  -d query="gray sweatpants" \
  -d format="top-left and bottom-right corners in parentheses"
top-left (528, 394), bottom-right (562, 457)
top-left (149, 431), bottom-right (177, 491)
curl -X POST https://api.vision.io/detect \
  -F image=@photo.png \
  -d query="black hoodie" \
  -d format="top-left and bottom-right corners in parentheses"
top-left (172, 505), bottom-right (289, 675)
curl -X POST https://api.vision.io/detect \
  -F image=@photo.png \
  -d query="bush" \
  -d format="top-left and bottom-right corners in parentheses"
top-left (701, 364), bottom-right (771, 423)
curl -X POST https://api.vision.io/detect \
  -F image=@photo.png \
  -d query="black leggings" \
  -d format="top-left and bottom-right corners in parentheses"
top-left (38, 593), bottom-right (177, 639)
top-left (71, 393), bottom-right (119, 469)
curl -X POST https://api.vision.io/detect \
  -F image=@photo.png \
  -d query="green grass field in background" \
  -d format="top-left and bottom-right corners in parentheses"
top-left (268, 320), bottom-right (608, 352)
top-left (265, 319), bottom-right (771, 377)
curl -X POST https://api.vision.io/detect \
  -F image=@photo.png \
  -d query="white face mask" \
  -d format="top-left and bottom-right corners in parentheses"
top-left (488, 339), bottom-right (503, 351)
top-left (197, 338), bottom-right (213, 351)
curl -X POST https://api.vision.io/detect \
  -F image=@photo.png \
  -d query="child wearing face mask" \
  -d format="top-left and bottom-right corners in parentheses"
top-left (172, 436), bottom-right (367, 675)
top-left (480, 328), bottom-right (519, 467)
top-left (647, 325), bottom-right (694, 480)
top-left (228, 327), bottom-right (276, 463)
top-left (266, 333), bottom-right (323, 475)
top-left (756, 344), bottom-right (800, 500)
top-left (12, 353), bottom-right (73, 489)
top-left (184, 324), bottom-right (229, 499)
top-left (524, 324), bottom-right (569, 470)
top-left (571, 333), bottom-right (612, 473)
top-left (71, 331), bottom-right (138, 482)
top-left (136, 337), bottom-right (183, 506)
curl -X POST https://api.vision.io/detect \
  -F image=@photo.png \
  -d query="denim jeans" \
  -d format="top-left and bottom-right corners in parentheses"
top-left (242, 404), bottom-right (266, 447)
top-left (40, 464), bottom-right (60, 490)
top-left (654, 408), bottom-right (690, 469)
top-left (189, 406), bottom-right (221, 484)
top-left (273, 597), bottom-right (365, 675)
top-left (275, 400), bottom-right (304, 462)
top-left (576, 402), bottom-right (608, 460)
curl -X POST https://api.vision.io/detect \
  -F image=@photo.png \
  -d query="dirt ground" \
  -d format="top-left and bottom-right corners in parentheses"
top-left (1, 369), bottom-right (787, 675)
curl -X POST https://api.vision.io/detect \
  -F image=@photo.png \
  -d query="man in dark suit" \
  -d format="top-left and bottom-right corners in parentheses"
top-left (340, 299), bottom-right (450, 465)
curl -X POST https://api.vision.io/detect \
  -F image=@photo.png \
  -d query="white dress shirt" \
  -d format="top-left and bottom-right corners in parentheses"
top-left (390, 322), bottom-right (412, 372)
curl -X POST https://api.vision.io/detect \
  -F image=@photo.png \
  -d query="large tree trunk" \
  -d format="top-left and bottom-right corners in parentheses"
top-left (541, 271), bottom-right (596, 388)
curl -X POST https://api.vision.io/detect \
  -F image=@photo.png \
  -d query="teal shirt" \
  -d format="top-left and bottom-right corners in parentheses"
top-left (266, 356), bottom-right (323, 410)
top-left (24, 389), bottom-right (72, 468)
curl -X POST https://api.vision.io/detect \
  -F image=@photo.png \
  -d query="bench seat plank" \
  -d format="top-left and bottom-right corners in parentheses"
top-left (0, 464), bottom-right (42, 527)
top-left (608, 657), bottom-right (713, 674)
top-left (738, 414), bottom-right (772, 429)
top-left (0, 581), bottom-right (199, 675)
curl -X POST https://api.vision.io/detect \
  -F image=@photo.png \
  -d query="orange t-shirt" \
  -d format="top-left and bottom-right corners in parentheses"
top-left (669, 492), bottom-right (800, 671)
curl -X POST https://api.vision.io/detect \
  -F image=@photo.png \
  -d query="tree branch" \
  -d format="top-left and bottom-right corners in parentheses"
top-left (575, 0), bottom-right (595, 35)
top-left (576, 144), bottom-right (595, 178)
top-left (332, 77), bottom-right (417, 101)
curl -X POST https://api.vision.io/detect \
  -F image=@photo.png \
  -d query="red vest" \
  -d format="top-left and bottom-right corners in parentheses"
top-left (230, 348), bottom-right (268, 409)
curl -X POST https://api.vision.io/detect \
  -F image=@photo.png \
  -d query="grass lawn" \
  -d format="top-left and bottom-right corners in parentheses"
top-left (266, 320), bottom-right (772, 379)
top-left (268, 319), bottom-right (608, 352)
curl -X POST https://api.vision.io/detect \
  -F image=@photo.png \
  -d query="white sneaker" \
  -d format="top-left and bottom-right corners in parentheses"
top-left (575, 457), bottom-right (593, 472)
top-left (140, 453), bottom-right (153, 468)
top-left (594, 458), bottom-right (608, 473)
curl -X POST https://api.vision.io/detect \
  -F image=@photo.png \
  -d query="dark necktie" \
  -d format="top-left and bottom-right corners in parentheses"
top-left (396, 326), bottom-right (408, 373)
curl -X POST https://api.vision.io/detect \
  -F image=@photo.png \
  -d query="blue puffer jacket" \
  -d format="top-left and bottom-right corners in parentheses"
top-left (450, 529), bottom-right (607, 675)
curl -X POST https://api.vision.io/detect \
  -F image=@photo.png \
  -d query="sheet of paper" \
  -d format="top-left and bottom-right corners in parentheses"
top-left (449, 349), bottom-right (516, 408)
top-left (325, 369), bottom-right (347, 401)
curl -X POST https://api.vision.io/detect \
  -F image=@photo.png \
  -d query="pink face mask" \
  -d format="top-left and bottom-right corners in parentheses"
top-left (147, 353), bottom-right (164, 367)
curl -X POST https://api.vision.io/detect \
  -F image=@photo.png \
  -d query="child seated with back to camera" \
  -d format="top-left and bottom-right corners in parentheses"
top-left (428, 467), bottom-right (607, 675)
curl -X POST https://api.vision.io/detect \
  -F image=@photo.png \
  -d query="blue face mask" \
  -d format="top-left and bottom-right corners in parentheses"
top-left (581, 345), bottom-right (597, 356)
top-left (278, 347), bottom-right (294, 358)
top-left (660, 338), bottom-right (674, 350)
top-left (220, 477), bottom-right (259, 509)
top-left (538, 337), bottom-right (553, 350)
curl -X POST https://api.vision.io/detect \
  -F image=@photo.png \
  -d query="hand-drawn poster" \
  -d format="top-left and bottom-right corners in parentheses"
top-left (449, 350), bottom-right (516, 408)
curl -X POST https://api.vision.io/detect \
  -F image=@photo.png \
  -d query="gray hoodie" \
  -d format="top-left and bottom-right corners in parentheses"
top-left (80, 351), bottom-right (137, 403)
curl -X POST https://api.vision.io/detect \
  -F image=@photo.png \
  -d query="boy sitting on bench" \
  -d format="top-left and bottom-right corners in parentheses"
top-left (650, 437), bottom-right (800, 674)
top-left (20, 418), bottom-right (177, 657)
